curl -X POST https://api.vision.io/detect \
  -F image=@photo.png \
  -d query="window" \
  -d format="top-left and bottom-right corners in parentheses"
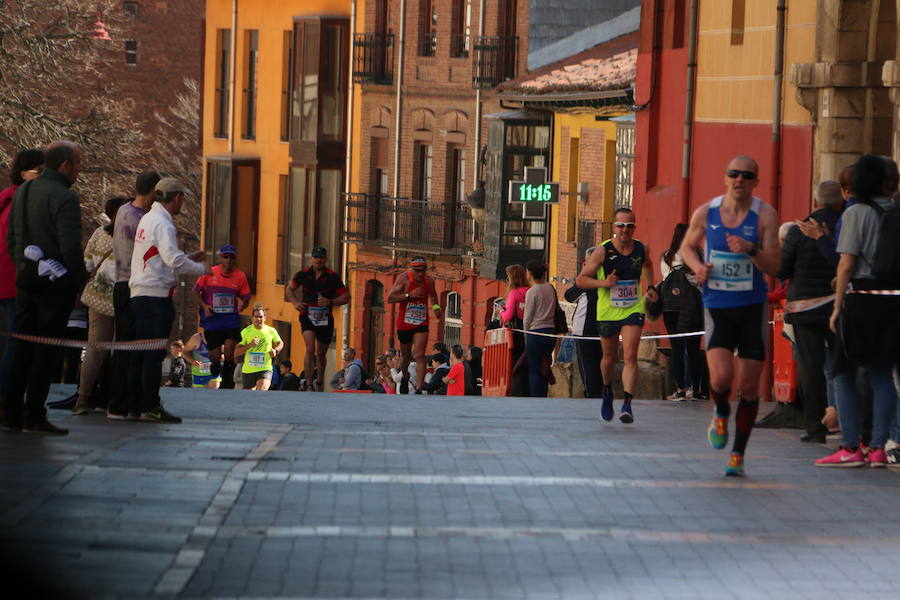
top-left (615, 120), bottom-right (635, 209)
top-left (449, 147), bottom-right (466, 204)
top-left (124, 40), bottom-right (137, 65)
top-left (204, 159), bottom-right (260, 287)
top-left (565, 137), bottom-right (579, 242)
top-left (286, 166), bottom-right (314, 281)
top-left (451, 0), bottom-right (472, 57)
top-left (214, 29), bottom-right (231, 138)
top-left (416, 143), bottom-right (433, 201)
top-left (321, 23), bottom-right (346, 141)
top-left (420, 0), bottom-right (437, 56)
top-left (281, 31), bottom-right (293, 141)
top-left (124, 2), bottom-right (139, 17)
top-left (296, 22), bottom-right (319, 142)
top-left (242, 30), bottom-right (259, 139)
top-left (444, 292), bottom-right (462, 348)
top-left (731, 0), bottom-right (745, 46)
top-left (277, 175), bottom-right (289, 283)
top-left (501, 123), bottom-right (550, 250)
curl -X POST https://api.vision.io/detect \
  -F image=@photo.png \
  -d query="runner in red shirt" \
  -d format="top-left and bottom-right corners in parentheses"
top-left (192, 244), bottom-right (251, 389)
top-left (387, 257), bottom-right (441, 392)
top-left (285, 246), bottom-right (350, 391)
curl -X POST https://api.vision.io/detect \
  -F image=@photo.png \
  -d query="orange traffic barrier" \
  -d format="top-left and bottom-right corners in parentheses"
top-left (482, 327), bottom-right (513, 397)
top-left (772, 308), bottom-right (797, 403)
top-left (332, 389), bottom-right (374, 393)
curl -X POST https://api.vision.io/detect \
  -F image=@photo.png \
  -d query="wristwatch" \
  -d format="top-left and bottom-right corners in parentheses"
top-left (747, 243), bottom-right (758, 257)
top-left (404, 292), bottom-right (410, 300)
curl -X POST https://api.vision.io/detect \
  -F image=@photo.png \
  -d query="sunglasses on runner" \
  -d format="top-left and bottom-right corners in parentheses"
top-left (613, 222), bottom-right (636, 229)
top-left (726, 169), bottom-right (757, 180)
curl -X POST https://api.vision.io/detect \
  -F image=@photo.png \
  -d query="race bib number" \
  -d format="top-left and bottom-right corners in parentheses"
top-left (307, 306), bottom-right (330, 327)
top-left (610, 280), bottom-right (639, 308)
top-left (247, 352), bottom-right (267, 368)
top-left (212, 292), bottom-right (235, 314)
top-left (708, 250), bottom-right (753, 291)
top-left (404, 303), bottom-right (427, 326)
top-left (196, 362), bottom-right (211, 375)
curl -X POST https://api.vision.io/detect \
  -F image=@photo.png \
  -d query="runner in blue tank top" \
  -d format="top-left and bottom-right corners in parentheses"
top-left (680, 156), bottom-right (781, 477)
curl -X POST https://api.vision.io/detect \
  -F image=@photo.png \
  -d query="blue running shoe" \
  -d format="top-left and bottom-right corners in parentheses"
top-left (619, 401), bottom-right (633, 424)
top-left (600, 388), bottom-right (614, 422)
top-left (707, 411), bottom-right (729, 450)
top-left (723, 452), bottom-right (745, 477)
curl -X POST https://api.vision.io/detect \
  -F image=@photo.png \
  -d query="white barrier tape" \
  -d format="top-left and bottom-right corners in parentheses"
top-left (783, 295), bottom-right (834, 314)
top-left (506, 328), bottom-right (704, 342)
top-left (1, 331), bottom-right (169, 351)
top-left (850, 289), bottom-right (900, 296)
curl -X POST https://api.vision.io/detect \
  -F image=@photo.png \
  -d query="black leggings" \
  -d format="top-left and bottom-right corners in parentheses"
top-left (663, 311), bottom-right (705, 392)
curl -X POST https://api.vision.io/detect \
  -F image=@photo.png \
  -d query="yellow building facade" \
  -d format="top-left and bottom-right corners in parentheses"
top-left (201, 0), bottom-right (361, 383)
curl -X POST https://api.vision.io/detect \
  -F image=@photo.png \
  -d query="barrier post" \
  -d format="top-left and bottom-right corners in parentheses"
top-left (772, 308), bottom-right (797, 403)
top-left (482, 327), bottom-right (513, 397)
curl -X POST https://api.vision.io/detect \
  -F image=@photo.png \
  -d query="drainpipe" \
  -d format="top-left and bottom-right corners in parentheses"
top-left (391, 0), bottom-right (407, 264)
top-left (770, 0), bottom-right (786, 211)
top-left (680, 0), bottom-right (699, 224)
top-left (228, 0), bottom-right (238, 153)
top-left (473, 0), bottom-right (486, 191)
top-left (341, 0), bottom-right (357, 353)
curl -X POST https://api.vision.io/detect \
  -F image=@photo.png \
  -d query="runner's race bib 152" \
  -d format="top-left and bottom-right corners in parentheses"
top-left (247, 352), bottom-right (267, 368)
top-left (307, 306), bottom-right (330, 327)
top-left (404, 303), bottom-right (427, 326)
top-left (611, 279), bottom-right (640, 308)
top-left (212, 292), bottom-right (235, 314)
top-left (708, 250), bottom-right (753, 291)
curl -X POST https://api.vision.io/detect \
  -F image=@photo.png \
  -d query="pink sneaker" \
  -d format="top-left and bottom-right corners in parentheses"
top-left (866, 448), bottom-right (888, 468)
top-left (815, 447), bottom-right (866, 467)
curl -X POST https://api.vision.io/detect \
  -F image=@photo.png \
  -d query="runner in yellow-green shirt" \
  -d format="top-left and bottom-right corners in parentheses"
top-left (235, 307), bottom-right (284, 390)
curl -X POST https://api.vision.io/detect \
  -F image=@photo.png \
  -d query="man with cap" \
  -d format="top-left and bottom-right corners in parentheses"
top-left (387, 256), bottom-right (441, 393)
top-left (129, 177), bottom-right (209, 422)
top-left (285, 246), bottom-right (350, 391)
top-left (193, 244), bottom-right (251, 389)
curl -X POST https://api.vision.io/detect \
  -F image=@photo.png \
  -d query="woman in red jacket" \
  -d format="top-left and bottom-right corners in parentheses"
top-left (0, 149), bottom-right (44, 401)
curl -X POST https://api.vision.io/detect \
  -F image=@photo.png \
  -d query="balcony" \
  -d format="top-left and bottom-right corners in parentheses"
top-left (353, 33), bottom-right (394, 85)
top-left (451, 33), bottom-right (470, 58)
top-left (472, 36), bottom-right (518, 88)
top-left (343, 194), bottom-right (475, 255)
top-left (420, 31), bottom-right (436, 57)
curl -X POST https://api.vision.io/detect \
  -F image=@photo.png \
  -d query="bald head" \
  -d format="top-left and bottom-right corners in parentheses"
top-left (778, 222), bottom-right (795, 245)
top-left (728, 155), bottom-right (759, 174)
top-left (44, 141), bottom-right (82, 185)
top-left (814, 180), bottom-right (843, 210)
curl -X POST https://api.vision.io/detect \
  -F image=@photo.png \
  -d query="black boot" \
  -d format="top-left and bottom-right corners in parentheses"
top-left (220, 361), bottom-right (236, 389)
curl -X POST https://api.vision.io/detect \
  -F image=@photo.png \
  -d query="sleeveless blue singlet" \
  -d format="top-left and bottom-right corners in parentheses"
top-left (703, 196), bottom-right (767, 308)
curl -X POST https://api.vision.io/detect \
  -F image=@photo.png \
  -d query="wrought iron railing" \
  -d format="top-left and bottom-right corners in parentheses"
top-left (472, 36), bottom-right (517, 88)
top-left (343, 194), bottom-right (474, 255)
top-left (451, 33), bottom-right (470, 58)
top-left (353, 33), bottom-right (394, 85)
top-left (420, 31), bottom-right (436, 57)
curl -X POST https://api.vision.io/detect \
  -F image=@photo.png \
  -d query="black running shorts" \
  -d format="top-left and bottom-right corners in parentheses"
top-left (397, 325), bottom-right (428, 345)
top-left (300, 316), bottom-right (334, 344)
top-left (204, 328), bottom-right (241, 349)
top-left (703, 303), bottom-right (767, 361)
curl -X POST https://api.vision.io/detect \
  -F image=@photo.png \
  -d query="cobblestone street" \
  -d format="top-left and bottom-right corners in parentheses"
top-left (1, 386), bottom-right (899, 599)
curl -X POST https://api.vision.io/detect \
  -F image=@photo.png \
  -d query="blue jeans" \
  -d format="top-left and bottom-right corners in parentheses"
top-left (525, 328), bottom-right (556, 398)
top-left (836, 364), bottom-right (898, 449)
top-left (132, 296), bottom-right (175, 413)
top-left (824, 343), bottom-right (836, 409)
top-left (891, 367), bottom-right (900, 443)
top-left (0, 297), bottom-right (16, 399)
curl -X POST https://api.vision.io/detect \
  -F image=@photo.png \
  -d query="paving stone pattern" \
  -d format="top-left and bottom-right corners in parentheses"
top-left (1, 385), bottom-right (899, 599)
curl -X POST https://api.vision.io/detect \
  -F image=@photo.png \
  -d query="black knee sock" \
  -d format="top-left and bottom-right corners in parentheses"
top-left (623, 391), bottom-right (633, 404)
top-left (221, 361), bottom-right (236, 389)
top-left (603, 384), bottom-right (613, 397)
top-left (210, 361), bottom-right (222, 378)
top-left (733, 398), bottom-right (759, 455)
top-left (711, 388), bottom-right (731, 418)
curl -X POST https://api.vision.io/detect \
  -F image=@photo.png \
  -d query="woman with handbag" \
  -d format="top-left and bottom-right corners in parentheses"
top-left (501, 264), bottom-right (530, 397)
top-left (73, 197), bottom-right (129, 415)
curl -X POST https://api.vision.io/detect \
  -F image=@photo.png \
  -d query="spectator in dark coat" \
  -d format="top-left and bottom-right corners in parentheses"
top-left (778, 180), bottom-right (844, 443)
top-left (275, 360), bottom-right (301, 391)
top-left (420, 353), bottom-right (449, 395)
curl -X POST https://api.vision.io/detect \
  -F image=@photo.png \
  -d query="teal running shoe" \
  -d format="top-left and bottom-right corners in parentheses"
top-left (723, 452), bottom-right (745, 477)
top-left (707, 411), bottom-right (729, 450)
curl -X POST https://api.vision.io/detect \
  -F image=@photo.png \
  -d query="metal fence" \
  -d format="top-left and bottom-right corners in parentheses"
top-left (472, 36), bottom-right (517, 88)
top-left (352, 33), bottom-right (394, 85)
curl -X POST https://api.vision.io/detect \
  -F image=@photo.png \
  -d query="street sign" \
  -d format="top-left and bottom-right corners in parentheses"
top-left (508, 166), bottom-right (559, 204)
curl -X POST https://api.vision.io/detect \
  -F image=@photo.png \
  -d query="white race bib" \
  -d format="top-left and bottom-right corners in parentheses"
top-left (247, 352), bottom-right (267, 368)
top-left (307, 306), bottom-right (330, 327)
top-left (404, 303), bottom-right (427, 326)
top-left (212, 292), bottom-right (235, 314)
top-left (196, 362), bottom-right (211, 375)
top-left (708, 250), bottom-right (753, 291)
top-left (610, 279), bottom-right (639, 308)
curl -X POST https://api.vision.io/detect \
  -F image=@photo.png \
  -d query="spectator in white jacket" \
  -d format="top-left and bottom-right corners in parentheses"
top-left (129, 177), bottom-right (209, 423)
